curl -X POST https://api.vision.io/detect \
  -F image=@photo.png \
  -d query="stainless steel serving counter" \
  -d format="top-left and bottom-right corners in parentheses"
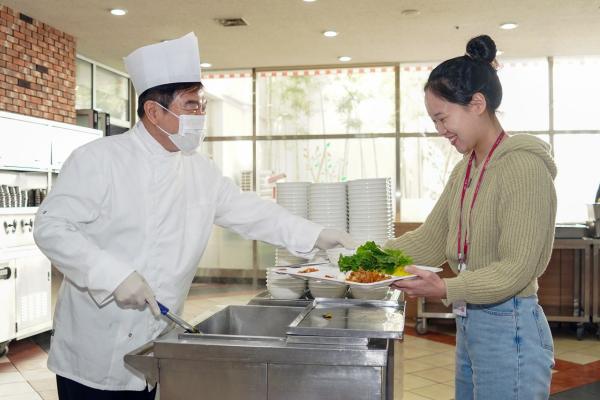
top-left (125, 297), bottom-right (405, 400)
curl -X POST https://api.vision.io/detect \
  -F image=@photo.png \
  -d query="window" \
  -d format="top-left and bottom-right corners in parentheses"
top-left (75, 58), bottom-right (92, 110)
top-left (554, 133), bottom-right (600, 222)
top-left (203, 141), bottom-right (253, 189)
top-left (75, 56), bottom-right (133, 128)
top-left (256, 67), bottom-right (396, 135)
top-left (257, 137), bottom-right (395, 187)
top-left (400, 63), bottom-right (437, 133)
top-left (399, 137), bottom-right (463, 222)
top-left (202, 70), bottom-right (253, 137)
top-left (198, 140), bottom-right (255, 272)
top-left (95, 66), bottom-right (130, 123)
top-left (553, 56), bottom-right (600, 131)
top-left (194, 56), bottom-right (600, 277)
top-left (497, 58), bottom-right (549, 132)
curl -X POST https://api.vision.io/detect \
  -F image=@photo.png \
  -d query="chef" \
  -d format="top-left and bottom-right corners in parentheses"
top-left (33, 32), bottom-right (354, 400)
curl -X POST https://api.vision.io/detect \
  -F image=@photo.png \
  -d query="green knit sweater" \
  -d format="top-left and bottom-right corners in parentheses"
top-left (385, 134), bottom-right (557, 304)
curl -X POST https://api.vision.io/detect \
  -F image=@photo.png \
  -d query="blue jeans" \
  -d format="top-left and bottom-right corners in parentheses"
top-left (455, 296), bottom-right (554, 400)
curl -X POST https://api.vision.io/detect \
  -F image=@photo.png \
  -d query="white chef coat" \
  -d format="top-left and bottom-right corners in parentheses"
top-left (33, 121), bottom-right (322, 391)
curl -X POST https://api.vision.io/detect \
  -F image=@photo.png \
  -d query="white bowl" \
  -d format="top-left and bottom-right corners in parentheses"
top-left (348, 218), bottom-right (393, 225)
top-left (349, 232), bottom-right (393, 238)
top-left (277, 182), bottom-right (311, 187)
top-left (348, 187), bottom-right (391, 192)
top-left (267, 285), bottom-right (306, 299)
top-left (348, 178), bottom-right (390, 185)
top-left (348, 198), bottom-right (391, 204)
top-left (348, 210), bottom-right (393, 217)
top-left (277, 195), bottom-right (308, 200)
top-left (308, 204), bottom-right (346, 210)
top-left (308, 280), bottom-right (348, 298)
top-left (349, 224), bottom-right (393, 230)
top-left (309, 212), bottom-right (347, 218)
top-left (349, 225), bottom-right (393, 231)
top-left (350, 285), bottom-right (390, 300)
top-left (309, 286), bottom-right (348, 299)
top-left (348, 198), bottom-right (390, 203)
top-left (308, 199), bottom-right (347, 205)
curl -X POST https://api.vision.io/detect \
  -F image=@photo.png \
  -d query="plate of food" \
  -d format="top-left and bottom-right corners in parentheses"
top-left (275, 241), bottom-right (442, 287)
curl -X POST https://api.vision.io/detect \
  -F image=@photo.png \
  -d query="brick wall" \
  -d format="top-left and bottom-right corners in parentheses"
top-left (0, 5), bottom-right (76, 123)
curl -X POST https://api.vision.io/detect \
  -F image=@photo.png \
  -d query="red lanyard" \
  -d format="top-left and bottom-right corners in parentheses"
top-left (457, 131), bottom-right (506, 268)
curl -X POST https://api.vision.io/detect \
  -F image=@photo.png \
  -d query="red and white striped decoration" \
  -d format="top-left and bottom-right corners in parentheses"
top-left (257, 67), bottom-right (392, 78)
top-left (202, 59), bottom-right (555, 80)
top-left (203, 71), bottom-right (252, 80)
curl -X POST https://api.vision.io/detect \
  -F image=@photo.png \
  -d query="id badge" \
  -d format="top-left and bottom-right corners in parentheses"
top-left (453, 300), bottom-right (467, 317)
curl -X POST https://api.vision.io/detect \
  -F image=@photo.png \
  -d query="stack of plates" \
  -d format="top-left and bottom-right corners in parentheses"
top-left (308, 280), bottom-right (348, 298)
top-left (308, 182), bottom-right (347, 231)
top-left (240, 170), bottom-right (253, 192)
top-left (274, 248), bottom-right (306, 266)
top-left (266, 269), bottom-right (307, 299)
top-left (276, 182), bottom-right (310, 218)
top-left (348, 178), bottom-right (394, 245)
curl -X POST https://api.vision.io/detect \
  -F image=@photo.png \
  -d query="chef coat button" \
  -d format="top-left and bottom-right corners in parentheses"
top-left (128, 333), bottom-right (132, 338)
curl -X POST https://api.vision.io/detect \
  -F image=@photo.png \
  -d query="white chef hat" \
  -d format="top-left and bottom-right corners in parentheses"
top-left (124, 32), bottom-right (201, 95)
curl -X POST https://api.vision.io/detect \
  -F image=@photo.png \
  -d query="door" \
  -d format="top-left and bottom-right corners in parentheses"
top-left (15, 249), bottom-right (52, 339)
top-left (0, 260), bottom-right (16, 343)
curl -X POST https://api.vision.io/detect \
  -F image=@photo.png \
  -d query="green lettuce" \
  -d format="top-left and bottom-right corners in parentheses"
top-left (338, 241), bottom-right (413, 275)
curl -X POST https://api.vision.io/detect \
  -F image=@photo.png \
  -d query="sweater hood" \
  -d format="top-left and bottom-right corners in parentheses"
top-left (492, 134), bottom-right (557, 179)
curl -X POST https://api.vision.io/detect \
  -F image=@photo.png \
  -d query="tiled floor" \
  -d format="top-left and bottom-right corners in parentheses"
top-left (2, 283), bottom-right (600, 399)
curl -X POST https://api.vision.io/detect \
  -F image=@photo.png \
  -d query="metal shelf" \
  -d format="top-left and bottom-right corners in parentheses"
top-left (0, 166), bottom-right (50, 173)
top-left (0, 207), bottom-right (39, 216)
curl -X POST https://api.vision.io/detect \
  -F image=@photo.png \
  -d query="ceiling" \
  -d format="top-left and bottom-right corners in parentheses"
top-left (5, 0), bottom-right (600, 74)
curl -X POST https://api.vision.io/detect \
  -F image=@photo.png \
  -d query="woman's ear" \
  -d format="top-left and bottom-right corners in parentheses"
top-left (469, 92), bottom-right (488, 116)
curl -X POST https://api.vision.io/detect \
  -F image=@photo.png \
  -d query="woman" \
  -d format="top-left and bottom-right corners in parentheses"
top-left (389, 35), bottom-right (556, 399)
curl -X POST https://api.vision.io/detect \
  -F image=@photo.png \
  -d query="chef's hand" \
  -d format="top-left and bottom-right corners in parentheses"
top-left (113, 271), bottom-right (160, 316)
top-left (391, 266), bottom-right (447, 299)
top-left (315, 229), bottom-right (358, 250)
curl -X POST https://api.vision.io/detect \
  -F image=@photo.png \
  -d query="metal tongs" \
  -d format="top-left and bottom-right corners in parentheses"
top-left (157, 301), bottom-right (200, 334)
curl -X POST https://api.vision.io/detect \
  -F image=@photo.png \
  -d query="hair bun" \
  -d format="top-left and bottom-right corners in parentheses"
top-left (466, 35), bottom-right (497, 64)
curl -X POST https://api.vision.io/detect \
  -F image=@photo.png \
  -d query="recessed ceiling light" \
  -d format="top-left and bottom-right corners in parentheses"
top-left (200, 62), bottom-right (212, 68)
top-left (323, 30), bottom-right (338, 37)
top-left (338, 56), bottom-right (352, 62)
top-left (303, 0), bottom-right (317, 2)
top-left (110, 8), bottom-right (127, 16)
top-left (401, 9), bottom-right (420, 17)
top-left (499, 22), bottom-right (518, 30)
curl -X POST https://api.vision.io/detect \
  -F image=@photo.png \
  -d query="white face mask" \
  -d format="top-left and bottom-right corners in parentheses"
top-left (152, 102), bottom-right (206, 153)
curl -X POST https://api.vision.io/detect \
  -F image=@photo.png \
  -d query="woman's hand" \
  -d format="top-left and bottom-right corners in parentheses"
top-left (391, 266), bottom-right (447, 299)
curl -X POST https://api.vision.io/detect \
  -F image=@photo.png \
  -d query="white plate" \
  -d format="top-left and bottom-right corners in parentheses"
top-left (348, 178), bottom-right (391, 185)
top-left (277, 182), bottom-right (311, 187)
top-left (310, 212), bottom-right (347, 217)
top-left (275, 264), bottom-right (442, 288)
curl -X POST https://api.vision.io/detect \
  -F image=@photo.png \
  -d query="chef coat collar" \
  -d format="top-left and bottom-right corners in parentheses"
top-left (133, 120), bottom-right (177, 157)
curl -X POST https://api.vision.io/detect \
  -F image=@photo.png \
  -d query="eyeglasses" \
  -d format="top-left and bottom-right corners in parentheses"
top-left (179, 97), bottom-right (208, 114)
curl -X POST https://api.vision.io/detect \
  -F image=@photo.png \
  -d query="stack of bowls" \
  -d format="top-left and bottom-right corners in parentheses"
top-left (266, 269), bottom-right (307, 299)
top-left (308, 182), bottom-right (348, 231)
top-left (350, 285), bottom-right (391, 300)
top-left (274, 248), bottom-right (306, 266)
top-left (308, 280), bottom-right (348, 298)
top-left (276, 182), bottom-right (310, 218)
top-left (348, 178), bottom-right (394, 245)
